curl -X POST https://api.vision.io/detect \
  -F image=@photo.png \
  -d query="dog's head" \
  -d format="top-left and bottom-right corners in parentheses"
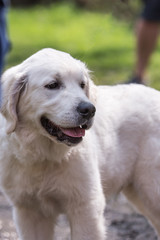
top-left (1, 48), bottom-right (97, 146)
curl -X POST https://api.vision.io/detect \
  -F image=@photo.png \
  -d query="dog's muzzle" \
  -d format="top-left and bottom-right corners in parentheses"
top-left (40, 102), bottom-right (96, 146)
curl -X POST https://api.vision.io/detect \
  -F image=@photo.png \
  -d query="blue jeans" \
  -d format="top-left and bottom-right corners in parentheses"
top-left (0, 5), bottom-right (9, 104)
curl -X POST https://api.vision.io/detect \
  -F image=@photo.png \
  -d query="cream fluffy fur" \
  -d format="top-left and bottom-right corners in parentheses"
top-left (0, 48), bottom-right (160, 240)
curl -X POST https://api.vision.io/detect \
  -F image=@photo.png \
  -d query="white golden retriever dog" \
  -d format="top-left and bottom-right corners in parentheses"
top-left (0, 48), bottom-right (160, 240)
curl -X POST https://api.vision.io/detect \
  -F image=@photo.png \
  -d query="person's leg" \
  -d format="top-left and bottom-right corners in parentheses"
top-left (0, 5), bottom-right (10, 104)
top-left (127, 0), bottom-right (160, 84)
top-left (134, 19), bottom-right (160, 82)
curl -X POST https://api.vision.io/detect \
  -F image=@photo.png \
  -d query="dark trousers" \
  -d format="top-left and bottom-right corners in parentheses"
top-left (141, 0), bottom-right (160, 21)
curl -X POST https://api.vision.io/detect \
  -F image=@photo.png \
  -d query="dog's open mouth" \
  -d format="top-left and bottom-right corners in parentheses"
top-left (40, 116), bottom-right (88, 145)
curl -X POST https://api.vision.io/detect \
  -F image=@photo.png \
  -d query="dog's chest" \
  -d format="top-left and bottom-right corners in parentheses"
top-left (5, 160), bottom-right (78, 213)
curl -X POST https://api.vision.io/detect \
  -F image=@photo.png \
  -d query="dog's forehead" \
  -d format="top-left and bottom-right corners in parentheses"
top-left (25, 49), bottom-right (84, 71)
top-left (22, 49), bottom-right (88, 84)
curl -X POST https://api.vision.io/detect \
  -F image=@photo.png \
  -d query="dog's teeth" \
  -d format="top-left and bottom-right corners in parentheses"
top-left (80, 125), bottom-right (82, 128)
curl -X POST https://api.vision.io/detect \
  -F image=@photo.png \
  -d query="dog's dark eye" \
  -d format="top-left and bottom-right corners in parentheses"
top-left (45, 82), bottom-right (60, 90)
top-left (80, 82), bottom-right (85, 89)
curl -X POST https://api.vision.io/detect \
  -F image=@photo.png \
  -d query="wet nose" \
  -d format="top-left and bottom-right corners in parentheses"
top-left (77, 102), bottom-right (96, 119)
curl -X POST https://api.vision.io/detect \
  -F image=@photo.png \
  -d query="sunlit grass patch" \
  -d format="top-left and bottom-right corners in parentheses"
top-left (6, 2), bottom-right (160, 89)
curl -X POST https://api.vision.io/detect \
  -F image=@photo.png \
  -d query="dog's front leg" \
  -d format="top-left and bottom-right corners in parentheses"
top-left (13, 206), bottom-right (55, 240)
top-left (67, 196), bottom-right (106, 240)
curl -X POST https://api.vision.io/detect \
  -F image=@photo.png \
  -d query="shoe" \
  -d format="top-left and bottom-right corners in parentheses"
top-left (126, 75), bottom-right (145, 84)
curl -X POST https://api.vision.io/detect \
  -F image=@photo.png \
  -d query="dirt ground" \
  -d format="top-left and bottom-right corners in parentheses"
top-left (0, 192), bottom-right (158, 240)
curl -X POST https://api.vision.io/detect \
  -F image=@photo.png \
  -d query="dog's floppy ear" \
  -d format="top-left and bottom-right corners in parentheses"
top-left (84, 70), bottom-right (97, 105)
top-left (87, 78), bottom-right (97, 105)
top-left (1, 69), bottom-right (27, 134)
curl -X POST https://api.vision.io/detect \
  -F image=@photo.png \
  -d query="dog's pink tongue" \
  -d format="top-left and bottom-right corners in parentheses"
top-left (60, 127), bottom-right (85, 137)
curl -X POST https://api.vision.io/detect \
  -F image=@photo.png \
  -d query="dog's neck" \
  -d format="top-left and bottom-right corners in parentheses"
top-left (9, 126), bottom-right (72, 165)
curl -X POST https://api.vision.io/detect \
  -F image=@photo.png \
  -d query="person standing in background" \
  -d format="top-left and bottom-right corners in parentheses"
top-left (0, 0), bottom-right (10, 104)
top-left (128, 0), bottom-right (160, 84)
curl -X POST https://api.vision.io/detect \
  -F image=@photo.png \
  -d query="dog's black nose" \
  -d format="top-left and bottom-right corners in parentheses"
top-left (77, 102), bottom-right (96, 119)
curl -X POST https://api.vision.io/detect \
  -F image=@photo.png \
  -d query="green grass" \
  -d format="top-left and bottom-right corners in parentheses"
top-left (6, 2), bottom-right (160, 88)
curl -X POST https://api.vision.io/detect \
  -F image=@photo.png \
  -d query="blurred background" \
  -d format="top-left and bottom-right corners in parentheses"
top-left (1, 2), bottom-right (160, 239)
top-left (5, 0), bottom-right (160, 88)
